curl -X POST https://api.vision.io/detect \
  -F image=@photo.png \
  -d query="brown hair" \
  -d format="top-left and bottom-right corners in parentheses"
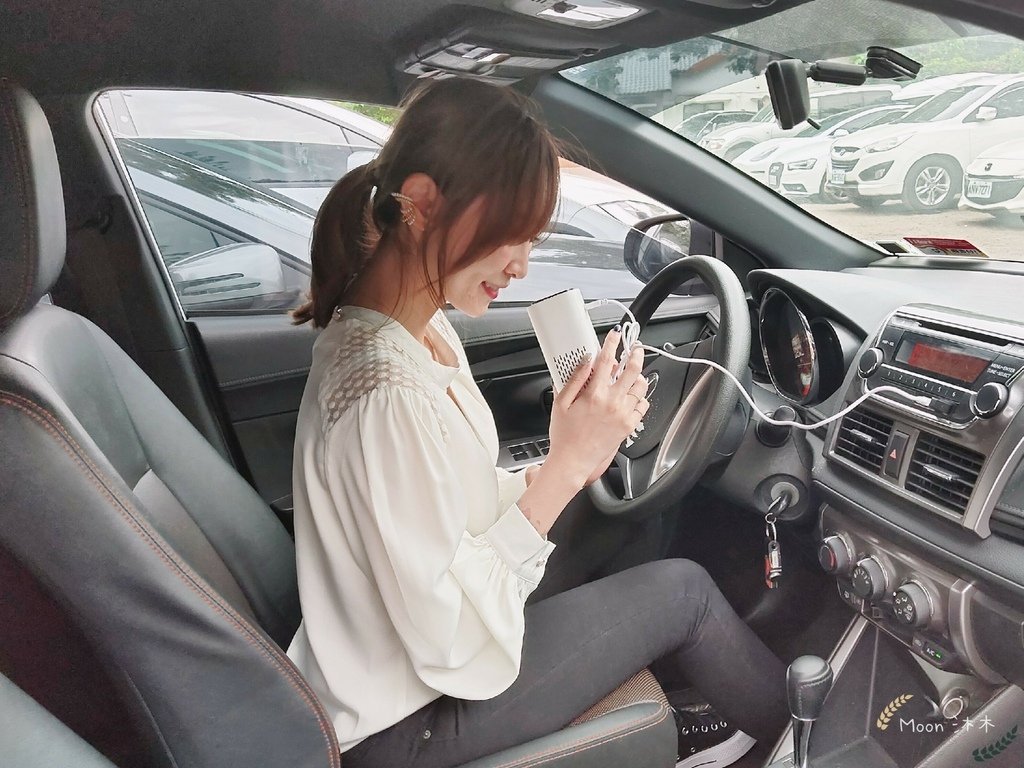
top-left (292, 78), bottom-right (562, 328)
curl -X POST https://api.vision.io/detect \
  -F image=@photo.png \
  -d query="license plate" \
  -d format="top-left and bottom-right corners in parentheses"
top-left (830, 169), bottom-right (846, 185)
top-left (967, 179), bottom-right (992, 199)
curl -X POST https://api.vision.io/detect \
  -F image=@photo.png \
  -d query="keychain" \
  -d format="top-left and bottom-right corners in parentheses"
top-left (763, 493), bottom-right (790, 589)
top-left (764, 515), bottom-right (782, 589)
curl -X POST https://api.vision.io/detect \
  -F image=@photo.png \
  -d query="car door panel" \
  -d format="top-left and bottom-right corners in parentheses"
top-left (193, 296), bottom-right (718, 514)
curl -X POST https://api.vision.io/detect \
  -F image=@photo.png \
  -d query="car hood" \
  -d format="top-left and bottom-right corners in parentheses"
top-left (830, 119), bottom-right (960, 149)
top-left (972, 140), bottom-right (1024, 163)
top-left (771, 134), bottom-right (837, 161)
top-left (559, 167), bottom-right (663, 208)
top-left (703, 122), bottom-right (773, 142)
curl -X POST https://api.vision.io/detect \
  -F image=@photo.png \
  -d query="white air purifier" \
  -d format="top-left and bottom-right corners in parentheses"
top-left (527, 288), bottom-right (602, 392)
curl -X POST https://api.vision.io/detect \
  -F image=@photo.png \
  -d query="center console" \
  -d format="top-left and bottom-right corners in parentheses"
top-left (766, 304), bottom-right (1024, 767)
top-left (826, 304), bottom-right (1024, 537)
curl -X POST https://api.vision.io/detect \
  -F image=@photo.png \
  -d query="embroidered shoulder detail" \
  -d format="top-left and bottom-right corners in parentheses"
top-left (430, 310), bottom-right (466, 365)
top-left (318, 324), bottom-right (447, 440)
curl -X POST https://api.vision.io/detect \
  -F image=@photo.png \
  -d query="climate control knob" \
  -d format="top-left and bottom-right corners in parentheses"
top-left (851, 557), bottom-right (888, 601)
top-left (858, 347), bottom-right (885, 378)
top-left (893, 582), bottom-right (933, 628)
top-left (970, 382), bottom-right (1009, 419)
top-left (818, 535), bottom-right (854, 577)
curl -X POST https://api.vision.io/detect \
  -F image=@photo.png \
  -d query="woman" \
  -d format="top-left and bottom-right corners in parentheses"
top-left (288, 78), bottom-right (788, 768)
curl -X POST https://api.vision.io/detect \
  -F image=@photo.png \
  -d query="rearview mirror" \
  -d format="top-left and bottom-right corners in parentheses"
top-left (168, 243), bottom-right (286, 312)
top-left (765, 60), bottom-right (811, 130)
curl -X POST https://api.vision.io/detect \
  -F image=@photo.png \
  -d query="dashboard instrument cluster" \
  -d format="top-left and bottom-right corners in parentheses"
top-left (756, 287), bottom-right (855, 406)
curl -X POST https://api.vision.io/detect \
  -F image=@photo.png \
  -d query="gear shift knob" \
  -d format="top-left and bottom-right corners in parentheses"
top-left (787, 655), bottom-right (833, 720)
top-left (787, 656), bottom-right (833, 768)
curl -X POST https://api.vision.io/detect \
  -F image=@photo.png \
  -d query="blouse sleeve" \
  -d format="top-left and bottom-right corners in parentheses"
top-left (323, 385), bottom-right (555, 699)
top-left (494, 466), bottom-right (530, 513)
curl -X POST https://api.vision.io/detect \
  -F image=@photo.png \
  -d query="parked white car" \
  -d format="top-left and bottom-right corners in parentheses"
top-left (98, 89), bottom-right (675, 248)
top-left (733, 104), bottom-right (912, 193)
top-left (961, 139), bottom-right (1024, 218)
top-left (826, 74), bottom-right (1024, 211)
top-left (765, 104), bottom-right (913, 201)
top-left (698, 85), bottom-right (901, 161)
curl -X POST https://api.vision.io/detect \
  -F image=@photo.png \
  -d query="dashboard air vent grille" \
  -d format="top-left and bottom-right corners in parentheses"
top-left (834, 407), bottom-right (894, 473)
top-left (905, 433), bottom-right (984, 516)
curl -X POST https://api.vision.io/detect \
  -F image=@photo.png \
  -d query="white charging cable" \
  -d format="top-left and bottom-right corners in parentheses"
top-left (585, 298), bottom-right (927, 431)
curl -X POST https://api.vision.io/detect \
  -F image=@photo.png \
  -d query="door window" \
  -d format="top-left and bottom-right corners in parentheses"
top-left (99, 89), bottom-right (684, 313)
top-left (981, 85), bottom-right (1024, 118)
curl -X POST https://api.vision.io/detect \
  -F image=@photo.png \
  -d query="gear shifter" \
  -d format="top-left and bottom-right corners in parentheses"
top-left (787, 656), bottom-right (833, 768)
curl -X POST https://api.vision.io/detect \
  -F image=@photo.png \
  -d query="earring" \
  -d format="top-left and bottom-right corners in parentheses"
top-left (391, 192), bottom-right (417, 226)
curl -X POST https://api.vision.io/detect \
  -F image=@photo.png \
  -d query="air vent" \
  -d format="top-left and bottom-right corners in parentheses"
top-left (834, 408), bottom-right (894, 473)
top-left (905, 433), bottom-right (985, 516)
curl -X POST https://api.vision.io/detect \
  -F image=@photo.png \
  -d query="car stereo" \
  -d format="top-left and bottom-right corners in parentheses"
top-left (858, 307), bottom-right (1024, 425)
top-left (826, 305), bottom-right (1024, 537)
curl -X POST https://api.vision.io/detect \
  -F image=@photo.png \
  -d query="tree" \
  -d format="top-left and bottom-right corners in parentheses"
top-left (336, 102), bottom-right (401, 126)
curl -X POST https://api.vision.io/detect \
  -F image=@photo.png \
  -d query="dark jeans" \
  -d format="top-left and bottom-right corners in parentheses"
top-left (343, 558), bottom-right (789, 768)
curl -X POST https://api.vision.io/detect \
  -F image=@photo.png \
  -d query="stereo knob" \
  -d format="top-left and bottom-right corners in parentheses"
top-left (893, 582), bottom-right (933, 628)
top-left (858, 347), bottom-right (885, 378)
top-left (851, 557), bottom-right (887, 601)
top-left (971, 382), bottom-right (1009, 419)
top-left (818, 535), bottom-right (854, 577)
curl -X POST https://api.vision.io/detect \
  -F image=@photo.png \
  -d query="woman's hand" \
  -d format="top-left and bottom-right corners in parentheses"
top-left (545, 328), bottom-right (650, 487)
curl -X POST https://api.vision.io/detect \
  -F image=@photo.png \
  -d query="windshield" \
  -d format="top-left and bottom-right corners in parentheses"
top-left (563, 0), bottom-right (1024, 263)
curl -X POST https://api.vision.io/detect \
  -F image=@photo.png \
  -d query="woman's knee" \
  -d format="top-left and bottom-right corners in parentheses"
top-left (658, 558), bottom-right (716, 598)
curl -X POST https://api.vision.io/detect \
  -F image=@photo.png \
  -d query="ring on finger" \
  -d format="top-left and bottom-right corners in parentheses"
top-left (628, 386), bottom-right (647, 403)
top-left (627, 392), bottom-right (643, 405)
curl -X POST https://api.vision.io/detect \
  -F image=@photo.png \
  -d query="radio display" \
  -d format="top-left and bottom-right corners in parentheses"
top-left (895, 338), bottom-right (989, 384)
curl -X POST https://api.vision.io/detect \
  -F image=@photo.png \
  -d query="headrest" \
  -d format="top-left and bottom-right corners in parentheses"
top-left (0, 80), bottom-right (66, 327)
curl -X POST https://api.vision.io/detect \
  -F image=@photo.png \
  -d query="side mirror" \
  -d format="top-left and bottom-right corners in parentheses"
top-left (974, 106), bottom-right (998, 122)
top-left (168, 243), bottom-right (287, 312)
top-left (624, 214), bottom-right (711, 295)
top-left (347, 149), bottom-right (380, 173)
top-left (832, 128), bottom-right (850, 138)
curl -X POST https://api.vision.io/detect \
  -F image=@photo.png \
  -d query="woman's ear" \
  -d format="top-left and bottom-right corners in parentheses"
top-left (399, 173), bottom-right (439, 225)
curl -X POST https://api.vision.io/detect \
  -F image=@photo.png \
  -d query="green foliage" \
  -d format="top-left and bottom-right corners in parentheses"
top-left (336, 102), bottom-right (401, 126)
top-left (905, 37), bottom-right (1024, 78)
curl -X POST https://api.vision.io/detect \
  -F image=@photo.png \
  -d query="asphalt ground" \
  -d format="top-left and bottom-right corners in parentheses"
top-left (801, 200), bottom-right (1024, 262)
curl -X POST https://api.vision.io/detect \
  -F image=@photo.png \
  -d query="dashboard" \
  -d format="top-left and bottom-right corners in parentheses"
top-left (742, 261), bottom-right (1024, 690)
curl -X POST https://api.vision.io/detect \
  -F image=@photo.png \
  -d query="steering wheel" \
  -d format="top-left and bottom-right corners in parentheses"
top-left (587, 255), bottom-right (750, 520)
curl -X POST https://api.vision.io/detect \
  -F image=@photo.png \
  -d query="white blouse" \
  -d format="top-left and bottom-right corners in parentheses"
top-left (287, 305), bottom-right (555, 752)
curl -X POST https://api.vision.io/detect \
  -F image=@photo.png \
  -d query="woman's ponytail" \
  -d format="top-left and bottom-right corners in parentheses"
top-left (292, 161), bottom-right (379, 328)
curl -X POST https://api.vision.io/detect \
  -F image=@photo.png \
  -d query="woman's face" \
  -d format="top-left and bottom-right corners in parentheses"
top-left (427, 196), bottom-right (533, 317)
top-left (444, 240), bottom-right (532, 317)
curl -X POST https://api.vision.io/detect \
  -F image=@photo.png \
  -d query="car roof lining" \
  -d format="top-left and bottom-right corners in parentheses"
top-left (4, 0), bottom-right (1024, 104)
top-left (0, 0), bottom-right (806, 102)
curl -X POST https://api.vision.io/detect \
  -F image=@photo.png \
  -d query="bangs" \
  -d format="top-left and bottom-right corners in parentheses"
top-left (447, 119), bottom-right (561, 271)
